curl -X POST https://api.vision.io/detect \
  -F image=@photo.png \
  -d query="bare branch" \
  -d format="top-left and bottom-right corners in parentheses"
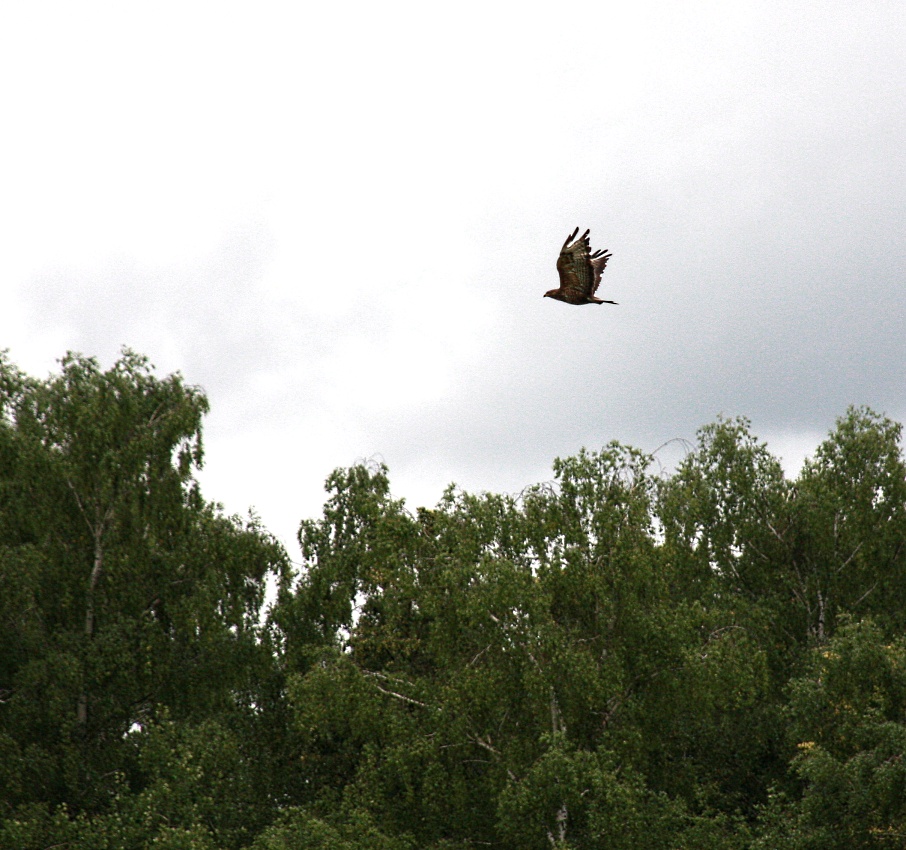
top-left (361, 670), bottom-right (429, 708)
top-left (471, 734), bottom-right (517, 782)
top-left (836, 540), bottom-right (865, 573)
top-left (468, 644), bottom-right (492, 667)
top-left (853, 581), bottom-right (879, 608)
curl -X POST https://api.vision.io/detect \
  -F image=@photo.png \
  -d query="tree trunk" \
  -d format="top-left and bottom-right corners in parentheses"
top-left (77, 532), bottom-right (104, 726)
top-left (816, 589), bottom-right (826, 644)
top-left (547, 689), bottom-right (568, 847)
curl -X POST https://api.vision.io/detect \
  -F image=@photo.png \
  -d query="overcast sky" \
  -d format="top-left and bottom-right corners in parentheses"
top-left (2, 2), bottom-right (904, 560)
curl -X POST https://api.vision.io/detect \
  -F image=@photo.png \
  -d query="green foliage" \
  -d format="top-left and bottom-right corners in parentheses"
top-left (658, 416), bottom-right (790, 601)
top-left (756, 620), bottom-right (906, 848)
top-left (793, 408), bottom-right (906, 639)
top-left (254, 806), bottom-right (414, 850)
top-left (0, 349), bottom-right (288, 846)
top-left (275, 445), bottom-right (766, 848)
top-left (3, 349), bottom-right (906, 848)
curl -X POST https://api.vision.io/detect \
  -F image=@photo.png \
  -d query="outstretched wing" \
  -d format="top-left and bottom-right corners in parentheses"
top-left (556, 228), bottom-right (612, 297)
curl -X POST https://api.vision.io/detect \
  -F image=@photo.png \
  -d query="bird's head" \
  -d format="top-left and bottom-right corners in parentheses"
top-left (543, 289), bottom-right (561, 300)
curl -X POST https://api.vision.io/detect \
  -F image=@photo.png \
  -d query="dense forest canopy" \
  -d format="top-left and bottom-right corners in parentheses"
top-left (1, 349), bottom-right (905, 849)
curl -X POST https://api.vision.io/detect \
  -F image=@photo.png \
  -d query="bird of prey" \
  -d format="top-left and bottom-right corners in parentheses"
top-left (544, 227), bottom-right (616, 305)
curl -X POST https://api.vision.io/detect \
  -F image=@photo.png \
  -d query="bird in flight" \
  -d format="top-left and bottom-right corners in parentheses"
top-left (544, 227), bottom-right (616, 305)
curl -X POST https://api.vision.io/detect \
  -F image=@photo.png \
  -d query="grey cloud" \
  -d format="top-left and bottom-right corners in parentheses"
top-left (8, 0), bottom-right (904, 534)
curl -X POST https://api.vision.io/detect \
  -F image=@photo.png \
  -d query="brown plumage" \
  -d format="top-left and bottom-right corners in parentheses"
top-left (544, 227), bottom-right (616, 305)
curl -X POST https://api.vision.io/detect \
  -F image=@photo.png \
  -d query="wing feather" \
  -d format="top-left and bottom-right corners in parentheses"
top-left (588, 247), bottom-right (612, 296)
top-left (557, 228), bottom-right (611, 297)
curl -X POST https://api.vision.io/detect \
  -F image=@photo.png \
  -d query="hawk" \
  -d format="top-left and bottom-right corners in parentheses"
top-left (544, 227), bottom-right (616, 305)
